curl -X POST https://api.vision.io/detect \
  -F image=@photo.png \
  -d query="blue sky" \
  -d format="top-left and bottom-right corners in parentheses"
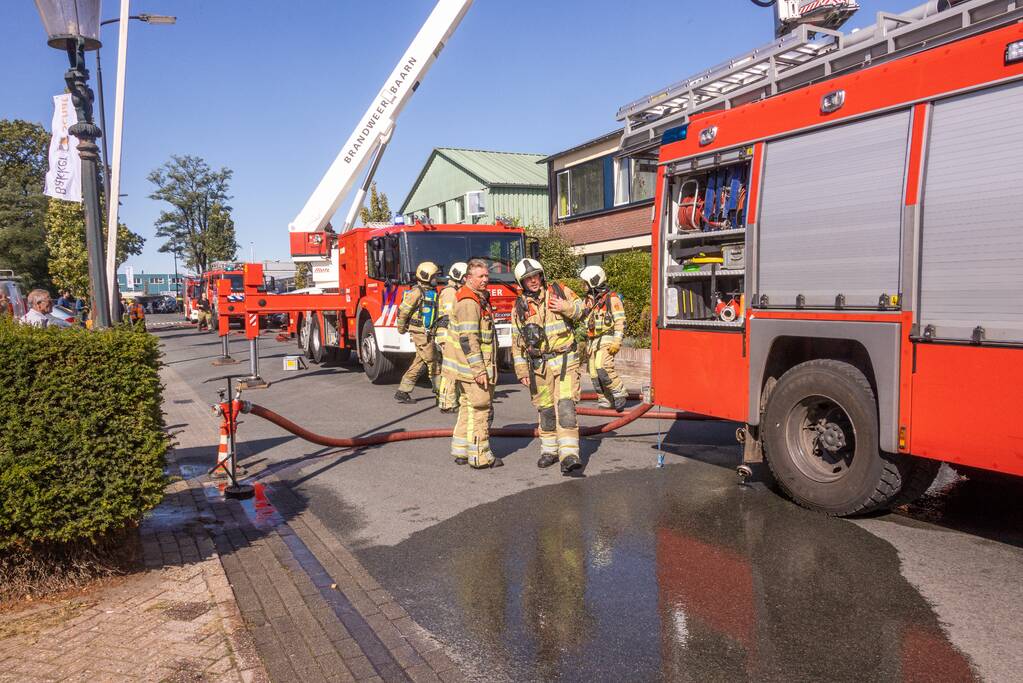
top-left (1, 0), bottom-right (919, 274)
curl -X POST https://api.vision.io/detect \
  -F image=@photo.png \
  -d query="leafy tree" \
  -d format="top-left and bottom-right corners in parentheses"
top-left (294, 262), bottom-right (311, 289)
top-left (358, 182), bottom-right (392, 224)
top-left (603, 250), bottom-right (652, 344)
top-left (148, 155), bottom-right (237, 273)
top-left (46, 198), bottom-right (144, 296)
top-left (525, 224), bottom-right (579, 283)
top-left (0, 120), bottom-right (51, 289)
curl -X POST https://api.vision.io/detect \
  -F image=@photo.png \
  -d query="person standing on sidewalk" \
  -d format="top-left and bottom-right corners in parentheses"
top-left (511, 258), bottom-right (585, 475)
top-left (394, 262), bottom-right (441, 404)
top-left (448, 259), bottom-right (501, 469)
top-left (435, 261), bottom-right (467, 413)
top-left (580, 265), bottom-right (628, 412)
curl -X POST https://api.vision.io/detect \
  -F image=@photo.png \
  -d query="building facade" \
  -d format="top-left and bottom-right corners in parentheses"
top-left (400, 148), bottom-right (549, 227)
top-left (117, 271), bottom-right (185, 296)
top-left (542, 130), bottom-right (657, 265)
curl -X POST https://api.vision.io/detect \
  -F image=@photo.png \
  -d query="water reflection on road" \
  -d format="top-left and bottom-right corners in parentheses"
top-left (361, 463), bottom-right (975, 681)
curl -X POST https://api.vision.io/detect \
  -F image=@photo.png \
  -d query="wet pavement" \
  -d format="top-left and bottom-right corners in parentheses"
top-left (151, 316), bottom-right (1023, 682)
top-left (361, 464), bottom-right (978, 682)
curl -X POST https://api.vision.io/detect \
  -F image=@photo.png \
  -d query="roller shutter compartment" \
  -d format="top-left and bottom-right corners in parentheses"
top-left (919, 80), bottom-right (1023, 343)
top-left (757, 111), bottom-right (910, 308)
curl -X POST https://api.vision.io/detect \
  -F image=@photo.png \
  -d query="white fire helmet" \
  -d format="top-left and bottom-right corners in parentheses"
top-left (416, 261), bottom-right (440, 284)
top-left (579, 265), bottom-right (607, 290)
top-left (448, 262), bottom-right (468, 284)
top-left (513, 258), bottom-right (544, 286)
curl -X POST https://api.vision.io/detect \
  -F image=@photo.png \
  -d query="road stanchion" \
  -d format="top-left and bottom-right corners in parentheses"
top-left (239, 311), bottom-right (269, 390)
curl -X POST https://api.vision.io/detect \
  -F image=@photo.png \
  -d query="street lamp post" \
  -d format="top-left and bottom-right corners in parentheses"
top-left (95, 13), bottom-right (176, 206)
top-left (35, 0), bottom-right (111, 328)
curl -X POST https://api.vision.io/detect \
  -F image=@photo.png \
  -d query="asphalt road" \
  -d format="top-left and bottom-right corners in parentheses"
top-left (154, 316), bottom-right (1023, 682)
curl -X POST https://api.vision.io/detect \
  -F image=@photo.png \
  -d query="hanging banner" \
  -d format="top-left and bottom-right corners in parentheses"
top-left (44, 93), bottom-right (82, 202)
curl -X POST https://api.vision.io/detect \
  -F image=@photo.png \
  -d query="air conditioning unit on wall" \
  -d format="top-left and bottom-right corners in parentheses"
top-left (466, 190), bottom-right (486, 217)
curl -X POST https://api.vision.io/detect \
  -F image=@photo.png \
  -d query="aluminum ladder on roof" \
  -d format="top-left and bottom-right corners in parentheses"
top-left (617, 0), bottom-right (1023, 155)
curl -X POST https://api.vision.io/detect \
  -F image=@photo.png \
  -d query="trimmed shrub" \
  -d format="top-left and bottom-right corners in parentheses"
top-left (603, 250), bottom-right (652, 346)
top-left (0, 318), bottom-right (166, 552)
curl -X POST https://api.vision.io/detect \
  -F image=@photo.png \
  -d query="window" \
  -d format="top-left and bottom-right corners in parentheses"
top-left (452, 196), bottom-right (464, 223)
top-left (569, 159), bottom-right (603, 215)
top-left (404, 232), bottom-right (524, 284)
top-left (133, 277), bottom-right (142, 285)
top-left (429, 204), bottom-right (445, 223)
top-left (614, 159), bottom-right (630, 206)
top-left (150, 277), bottom-right (165, 284)
top-left (466, 191), bottom-right (486, 217)
top-left (631, 158), bottom-right (657, 202)
top-left (557, 171), bottom-right (570, 218)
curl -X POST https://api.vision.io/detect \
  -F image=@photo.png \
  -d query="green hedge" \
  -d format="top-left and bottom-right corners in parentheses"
top-left (603, 250), bottom-right (652, 345)
top-left (0, 319), bottom-right (166, 551)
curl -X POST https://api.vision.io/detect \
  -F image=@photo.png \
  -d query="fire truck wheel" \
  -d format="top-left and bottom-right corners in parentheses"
top-left (359, 320), bottom-right (397, 384)
top-left (763, 359), bottom-right (916, 516)
top-left (309, 315), bottom-right (327, 365)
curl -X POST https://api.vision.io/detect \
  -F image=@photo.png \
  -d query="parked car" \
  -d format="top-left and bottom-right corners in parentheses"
top-left (0, 271), bottom-right (28, 318)
top-left (49, 304), bottom-right (77, 328)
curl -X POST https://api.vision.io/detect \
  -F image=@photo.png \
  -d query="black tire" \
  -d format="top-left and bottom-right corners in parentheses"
top-left (762, 359), bottom-right (918, 516)
top-left (309, 314), bottom-right (327, 365)
top-left (359, 320), bottom-right (397, 384)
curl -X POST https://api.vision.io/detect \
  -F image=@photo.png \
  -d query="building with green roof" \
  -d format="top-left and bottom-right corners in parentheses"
top-left (399, 148), bottom-right (549, 227)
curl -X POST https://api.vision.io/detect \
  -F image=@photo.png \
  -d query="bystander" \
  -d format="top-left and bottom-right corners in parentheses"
top-left (21, 290), bottom-right (62, 328)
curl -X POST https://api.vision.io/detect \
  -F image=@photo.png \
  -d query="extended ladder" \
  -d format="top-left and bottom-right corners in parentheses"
top-left (618, 0), bottom-right (1023, 154)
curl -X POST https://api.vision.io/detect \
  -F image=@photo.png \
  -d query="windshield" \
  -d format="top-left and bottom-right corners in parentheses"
top-left (404, 232), bottom-right (524, 283)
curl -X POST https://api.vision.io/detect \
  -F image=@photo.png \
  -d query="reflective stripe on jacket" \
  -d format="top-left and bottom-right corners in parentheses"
top-left (511, 283), bottom-right (583, 379)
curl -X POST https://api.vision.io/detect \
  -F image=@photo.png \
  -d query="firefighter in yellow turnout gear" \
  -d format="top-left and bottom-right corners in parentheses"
top-left (511, 258), bottom-right (585, 475)
top-left (435, 262), bottom-right (467, 413)
top-left (446, 259), bottom-right (501, 469)
top-left (580, 265), bottom-right (628, 412)
top-left (394, 262), bottom-right (440, 404)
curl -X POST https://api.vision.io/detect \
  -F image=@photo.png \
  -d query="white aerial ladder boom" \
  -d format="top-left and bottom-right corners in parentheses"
top-left (289, 0), bottom-right (474, 251)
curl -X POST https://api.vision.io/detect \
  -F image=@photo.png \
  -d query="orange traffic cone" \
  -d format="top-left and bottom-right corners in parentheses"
top-left (212, 425), bottom-right (230, 478)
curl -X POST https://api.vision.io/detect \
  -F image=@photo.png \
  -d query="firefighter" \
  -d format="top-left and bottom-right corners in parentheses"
top-left (511, 258), bottom-right (585, 475)
top-left (435, 261), bottom-right (467, 413)
top-left (447, 258), bottom-right (501, 468)
top-left (394, 261), bottom-right (440, 404)
top-left (580, 265), bottom-right (628, 412)
top-left (127, 297), bottom-right (146, 331)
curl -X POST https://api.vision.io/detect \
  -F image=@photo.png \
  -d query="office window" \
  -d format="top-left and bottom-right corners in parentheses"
top-left (133, 277), bottom-right (142, 285)
top-left (466, 191), bottom-right (486, 217)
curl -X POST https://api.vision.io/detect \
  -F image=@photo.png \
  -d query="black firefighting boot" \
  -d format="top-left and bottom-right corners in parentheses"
top-left (537, 453), bottom-right (559, 469)
top-left (394, 390), bottom-right (414, 404)
top-left (560, 454), bottom-right (582, 475)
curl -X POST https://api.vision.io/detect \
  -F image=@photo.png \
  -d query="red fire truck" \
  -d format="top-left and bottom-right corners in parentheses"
top-left (617, 0), bottom-right (1023, 514)
top-left (232, 221), bottom-right (528, 382)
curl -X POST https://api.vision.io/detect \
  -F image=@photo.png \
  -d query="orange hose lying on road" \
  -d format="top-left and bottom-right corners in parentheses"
top-left (237, 399), bottom-right (713, 450)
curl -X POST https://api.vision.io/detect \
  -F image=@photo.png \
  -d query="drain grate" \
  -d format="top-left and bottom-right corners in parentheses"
top-left (163, 601), bottom-right (212, 622)
top-left (172, 399), bottom-right (195, 404)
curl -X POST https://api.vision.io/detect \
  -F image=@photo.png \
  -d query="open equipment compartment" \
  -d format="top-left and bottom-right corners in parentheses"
top-left (660, 146), bottom-right (753, 330)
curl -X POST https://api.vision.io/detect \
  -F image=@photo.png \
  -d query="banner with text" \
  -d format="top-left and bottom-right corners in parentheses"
top-left (44, 93), bottom-right (82, 202)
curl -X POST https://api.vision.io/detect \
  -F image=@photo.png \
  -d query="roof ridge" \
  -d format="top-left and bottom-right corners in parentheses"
top-left (435, 147), bottom-right (547, 157)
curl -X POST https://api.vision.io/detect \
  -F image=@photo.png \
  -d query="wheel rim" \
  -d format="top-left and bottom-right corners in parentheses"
top-left (784, 394), bottom-right (856, 483)
top-left (311, 323), bottom-right (321, 356)
top-left (361, 330), bottom-right (377, 369)
top-left (299, 318), bottom-right (310, 349)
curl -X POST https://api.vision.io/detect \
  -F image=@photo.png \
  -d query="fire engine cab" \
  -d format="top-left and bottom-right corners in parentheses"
top-left (619, 0), bottom-right (1023, 514)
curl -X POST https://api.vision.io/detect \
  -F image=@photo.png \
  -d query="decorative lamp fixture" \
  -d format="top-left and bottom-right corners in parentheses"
top-left (34, 0), bottom-right (102, 50)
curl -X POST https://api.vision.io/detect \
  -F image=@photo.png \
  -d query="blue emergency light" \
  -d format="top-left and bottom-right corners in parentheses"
top-left (661, 124), bottom-right (689, 145)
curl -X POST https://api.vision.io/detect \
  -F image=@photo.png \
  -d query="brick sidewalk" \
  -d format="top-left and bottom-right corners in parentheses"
top-left (0, 477), bottom-right (266, 683)
top-left (159, 365), bottom-right (466, 682)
